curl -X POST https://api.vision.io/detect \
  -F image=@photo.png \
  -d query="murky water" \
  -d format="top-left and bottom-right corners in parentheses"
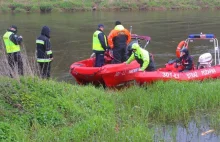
top-left (154, 119), bottom-right (219, 142)
top-left (1, 11), bottom-right (220, 82)
top-left (1, 10), bottom-right (220, 141)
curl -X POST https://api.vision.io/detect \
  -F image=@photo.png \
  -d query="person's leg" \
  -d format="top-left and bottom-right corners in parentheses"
top-left (111, 48), bottom-right (122, 64)
top-left (16, 52), bottom-right (23, 75)
top-left (7, 53), bottom-right (14, 70)
top-left (145, 55), bottom-right (156, 71)
top-left (121, 47), bottom-right (127, 62)
top-left (42, 63), bottom-right (49, 79)
top-left (7, 53), bottom-right (14, 77)
top-left (95, 53), bottom-right (104, 67)
top-left (46, 62), bottom-right (51, 79)
top-left (38, 62), bottom-right (44, 78)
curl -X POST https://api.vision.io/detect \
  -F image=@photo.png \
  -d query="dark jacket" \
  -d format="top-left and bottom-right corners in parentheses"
top-left (98, 29), bottom-right (107, 51)
top-left (177, 55), bottom-right (193, 71)
top-left (36, 26), bottom-right (53, 59)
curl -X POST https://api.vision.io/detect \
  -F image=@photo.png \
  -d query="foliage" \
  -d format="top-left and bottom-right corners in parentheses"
top-left (8, 2), bottom-right (23, 11)
top-left (39, 3), bottom-right (52, 13)
top-left (1, 0), bottom-right (220, 13)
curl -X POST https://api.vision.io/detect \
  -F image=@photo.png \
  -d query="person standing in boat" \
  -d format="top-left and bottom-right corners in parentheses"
top-left (92, 24), bottom-right (108, 67)
top-left (2, 25), bottom-right (23, 76)
top-left (108, 21), bottom-right (131, 64)
top-left (176, 48), bottom-right (194, 72)
top-left (36, 26), bottom-right (53, 79)
top-left (125, 43), bottom-right (155, 71)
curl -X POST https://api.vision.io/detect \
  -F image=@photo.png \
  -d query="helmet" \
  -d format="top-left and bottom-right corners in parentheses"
top-left (180, 47), bottom-right (189, 56)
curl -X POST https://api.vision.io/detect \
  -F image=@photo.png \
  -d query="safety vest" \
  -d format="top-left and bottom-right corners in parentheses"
top-left (3, 31), bottom-right (20, 53)
top-left (92, 30), bottom-right (107, 51)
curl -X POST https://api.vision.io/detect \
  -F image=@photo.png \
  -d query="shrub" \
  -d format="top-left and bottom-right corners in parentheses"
top-left (23, 4), bottom-right (33, 12)
top-left (0, 6), bottom-right (10, 13)
top-left (39, 3), bottom-right (52, 13)
top-left (8, 3), bottom-right (23, 11)
top-left (14, 7), bottom-right (26, 13)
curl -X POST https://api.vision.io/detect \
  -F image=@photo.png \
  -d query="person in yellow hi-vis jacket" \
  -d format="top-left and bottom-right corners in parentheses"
top-left (3, 25), bottom-right (23, 76)
top-left (92, 24), bottom-right (108, 67)
top-left (125, 43), bottom-right (155, 71)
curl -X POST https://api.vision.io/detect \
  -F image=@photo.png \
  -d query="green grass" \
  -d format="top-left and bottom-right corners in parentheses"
top-left (1, 76), bottom-right (220, 141)
top-left (1, 0), bottom-right (220, 13)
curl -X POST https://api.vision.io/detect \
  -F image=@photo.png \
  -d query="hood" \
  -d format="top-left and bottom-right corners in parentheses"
top-left (127, 41), bottom-right (138, 51)
top-left (131, 43), bottom-right (141, 53)
top-left (41, 26), bottom-right (50, 38)
top-left (114, 25), bottom-right (124, 31)
top-left (7, 25), bottom-right (17, 34)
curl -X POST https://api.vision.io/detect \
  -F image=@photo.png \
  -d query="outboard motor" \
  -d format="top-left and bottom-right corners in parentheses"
top-left (197, 53), bottom-right (212, 69)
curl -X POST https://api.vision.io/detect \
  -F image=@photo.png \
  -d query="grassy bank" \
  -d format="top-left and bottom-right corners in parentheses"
top-left (1, 0), bottom-right (220, 13)
top-left (1, 76), bottom-right (220, 141)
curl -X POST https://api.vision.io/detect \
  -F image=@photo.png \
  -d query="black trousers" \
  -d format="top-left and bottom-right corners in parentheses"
top-left (95, 52), bottom-right (105, 67)
top-left (111, 47), bottom-right (126, 64)
top-left (38, 62), bottom-right (51, 79)
top-left (7, 52), bottom-right (23, 75)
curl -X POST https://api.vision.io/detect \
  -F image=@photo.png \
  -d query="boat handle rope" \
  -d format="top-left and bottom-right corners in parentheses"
top-left (71, 65), bottom-right (104, 77)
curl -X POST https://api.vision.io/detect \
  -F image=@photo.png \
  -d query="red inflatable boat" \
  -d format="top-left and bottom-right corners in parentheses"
top-left (70, 34), bottom-right (151, 87)
top-left (135, 33), bottom-right (220, 84)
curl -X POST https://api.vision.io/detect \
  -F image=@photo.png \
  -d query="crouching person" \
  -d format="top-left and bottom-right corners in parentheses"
top-left (176, 48), bottom-right (194, 72)
top-left (125, 43), bottom-right (155, 71)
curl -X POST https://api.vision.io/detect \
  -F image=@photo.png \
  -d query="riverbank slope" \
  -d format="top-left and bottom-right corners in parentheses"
top-left (1, 76), bottom-right (220, 141)
top-left (1, 0), bottom-right (220, 13)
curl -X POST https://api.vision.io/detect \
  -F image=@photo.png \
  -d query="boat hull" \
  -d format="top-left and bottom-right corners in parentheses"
top-left (135, 65), bottom-right (220, 84)
top-left (70, 59), bottom-right (140, 87)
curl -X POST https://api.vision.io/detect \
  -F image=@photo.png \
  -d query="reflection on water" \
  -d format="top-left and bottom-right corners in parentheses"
top-left (154, 119), bottom-right (219, 142)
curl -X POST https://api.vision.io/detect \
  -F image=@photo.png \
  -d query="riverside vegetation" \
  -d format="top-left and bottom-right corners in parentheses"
top-left (1, 42), bottom-right (220, 141)
top-left (1, 0), bottom-right (220, 13)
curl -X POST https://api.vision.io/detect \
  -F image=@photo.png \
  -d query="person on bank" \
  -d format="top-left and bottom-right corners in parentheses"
top-left (92, 24), bottom-right (108, 67)
top-left (108, 21), bottom-right (131, 64)
top-left (176, 47), bottom-right (194, 72)
top-left (125, 43), bottom-right (155, 71)
top-left (36, 26), bottom-right (53, 79)
top-left (3, 25), bottom-right (23, 76)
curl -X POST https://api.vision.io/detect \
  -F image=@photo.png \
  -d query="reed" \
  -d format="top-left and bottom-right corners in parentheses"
top-left (0, 39), bottom-right (39, 79)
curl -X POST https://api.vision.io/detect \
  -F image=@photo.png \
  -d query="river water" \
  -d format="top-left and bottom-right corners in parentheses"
top-left (1, 11), bottom-right (220, 141)
top-left (1, 11), bottom-right (220, 82)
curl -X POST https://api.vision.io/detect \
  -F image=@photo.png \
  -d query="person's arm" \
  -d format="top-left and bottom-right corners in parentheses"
top-left (107, 30), bottom-right (115, 49)
top-left (45, 39), bottom-right (53, 59)
top-left (126, 54), bottom-right (135, 64)
top-left (98, 33), bottom-right (107, 51)
top-left (140, 52), bottom-right (150, 71)
top-left (125, 29), bottom-right (131, 45)
top-left (9, 34), bottom-right (22, 45)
